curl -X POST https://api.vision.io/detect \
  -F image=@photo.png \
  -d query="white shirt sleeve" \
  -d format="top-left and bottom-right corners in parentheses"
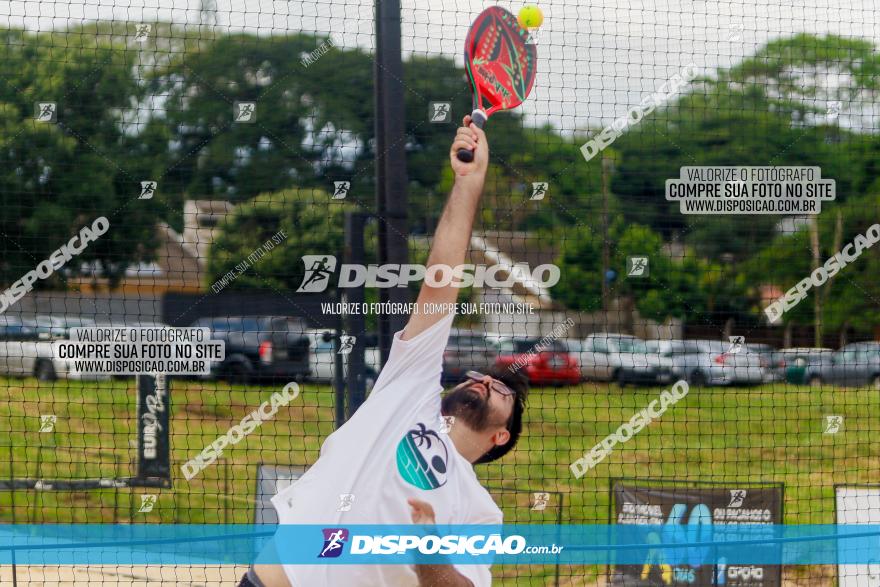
top-left (367, 311), bottom-right (456, 400)
top-left (454, 507), bottom-right (503, 586)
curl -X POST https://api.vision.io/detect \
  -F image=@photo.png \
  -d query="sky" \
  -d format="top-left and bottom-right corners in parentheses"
top-left (3, 0), bottom-right (879, 132)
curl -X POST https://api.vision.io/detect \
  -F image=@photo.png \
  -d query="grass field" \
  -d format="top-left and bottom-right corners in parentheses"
top-left (0, 375), bottom-right (876, 585)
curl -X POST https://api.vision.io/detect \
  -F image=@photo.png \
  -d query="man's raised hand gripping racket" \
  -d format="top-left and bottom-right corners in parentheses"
top-left (457, 6), bottom-right (538, 163)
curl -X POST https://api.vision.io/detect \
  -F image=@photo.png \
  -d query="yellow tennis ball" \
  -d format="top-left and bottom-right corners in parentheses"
top-left (518, 5), bottom-right (544, 29)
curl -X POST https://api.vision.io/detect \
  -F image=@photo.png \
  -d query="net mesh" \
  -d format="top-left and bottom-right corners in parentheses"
top-left (1, 0), bottom-right (879, 585)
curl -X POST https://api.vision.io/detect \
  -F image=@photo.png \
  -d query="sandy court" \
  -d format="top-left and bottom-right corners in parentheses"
top-left (0, 564), bottom-right (842, 586)
top-left (0, 565), bottom-right (249, 586)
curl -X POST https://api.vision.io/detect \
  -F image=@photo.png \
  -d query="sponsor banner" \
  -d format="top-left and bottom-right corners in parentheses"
top-left (836, 486), bottom-right (880, 587)
top-left (611, 483), bottom-right (783, 587)
top-left (2, 524), bottom-right (880, 565)
top-left (136, 374), bottom-right (171, 481)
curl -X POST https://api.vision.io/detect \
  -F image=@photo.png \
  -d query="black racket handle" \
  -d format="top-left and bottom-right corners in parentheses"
top-left (456, 109), bottom-right (487, 163)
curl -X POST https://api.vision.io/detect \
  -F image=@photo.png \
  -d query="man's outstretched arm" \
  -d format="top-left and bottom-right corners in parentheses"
top-left (402, 115), bottom-right (489, 341)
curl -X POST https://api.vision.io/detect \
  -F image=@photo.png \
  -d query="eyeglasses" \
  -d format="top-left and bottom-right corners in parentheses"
top-left (464, 370), bottom-right (514, 397)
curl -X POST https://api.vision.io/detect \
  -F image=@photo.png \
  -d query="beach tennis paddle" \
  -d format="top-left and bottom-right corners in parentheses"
top-left (457, 6), bottom-right (538, 162)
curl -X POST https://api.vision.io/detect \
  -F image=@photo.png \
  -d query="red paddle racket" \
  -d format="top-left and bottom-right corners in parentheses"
top-left (457, 6), bottom-right (538, 162)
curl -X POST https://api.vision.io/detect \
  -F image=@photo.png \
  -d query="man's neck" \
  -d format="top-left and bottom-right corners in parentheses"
top-left (448, 424), bottom-right (487, 463)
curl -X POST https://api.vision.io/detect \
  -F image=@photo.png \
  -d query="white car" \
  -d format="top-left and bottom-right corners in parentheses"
top-left (304, 330), bottom-right (381, 387)
top-left (692, 340), bottom-right (766, 386)
top-left (646, 339), bottom-right (729, 386)
top-left (0, 315), bottom-right (108, 381)
top-left (573, 333), bottom-right (676, 385)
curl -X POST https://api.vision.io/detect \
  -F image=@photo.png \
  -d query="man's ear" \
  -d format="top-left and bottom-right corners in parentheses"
top-left (493, 429), bottom-right (510, 447)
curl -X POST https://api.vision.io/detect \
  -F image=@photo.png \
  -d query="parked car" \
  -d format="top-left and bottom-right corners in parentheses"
top-left (0, 316), bottom-right (34, 341)
top-left (745, 343), bottom-right (783, 382)
top-left (0, 315), bottom-right (106, 381)
top-left (189, 316), bottom-right (311, 383)
top-left (493, 337), bottom-right (580, 386)
top-left (0, 316), bottom-right (41, 378)
top-left (646, 339), bottom-right (727, 386)
top-left (773, 348), bottom-right (834, 385)
top-left (575, 333), bottom-right (675, 386)
top-left (811, 342), bottom-right (880, 388)
top-left (304, 329), bottom-right (380, 388)
top-left (692, 340), bottom-right (766, 386)
top-left (745, 343), bottom-right (776, 356)
top-left (28, 315), bottom-right (98, 339)
top-left (442, 329), bottom-right (498, 384)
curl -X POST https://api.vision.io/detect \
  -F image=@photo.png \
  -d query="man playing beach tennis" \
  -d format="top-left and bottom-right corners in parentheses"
top-left (240, 116), bottom-right (528, 587)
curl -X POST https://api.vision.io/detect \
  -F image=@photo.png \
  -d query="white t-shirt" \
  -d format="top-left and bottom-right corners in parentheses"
top-left (271, 312), bottom-right (503, 586)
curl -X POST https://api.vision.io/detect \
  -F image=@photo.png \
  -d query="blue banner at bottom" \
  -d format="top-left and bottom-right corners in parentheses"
top-left (1, 524), bottom-right (879, 565)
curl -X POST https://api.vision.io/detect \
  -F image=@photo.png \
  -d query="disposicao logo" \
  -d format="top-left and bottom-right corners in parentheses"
top-left (315, 529), bottom-right (542, 558)
top-left (296, 255), bottom-right (560, 292)
top-left (318, 528), bottom-right (349, 558)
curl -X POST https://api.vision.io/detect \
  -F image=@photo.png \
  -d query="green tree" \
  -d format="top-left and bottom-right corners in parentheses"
top-left (148, 32), bottom-right (536, 233)
top-left (742, 193), bottom-right (880, 332)
top-left (611, 34), bottom-right (879, 261)
top-left (0, 28), bottom-right (159, 288)
top-left (206, 187), bottom-right (370, 293)
top-left (554, 223), bottom-right (747, 321)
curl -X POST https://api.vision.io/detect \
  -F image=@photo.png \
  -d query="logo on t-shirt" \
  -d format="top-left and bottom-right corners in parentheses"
top-left (318, 528), bottom-right (349, 558)
top-left (395, 422), bottom-right (449, 490)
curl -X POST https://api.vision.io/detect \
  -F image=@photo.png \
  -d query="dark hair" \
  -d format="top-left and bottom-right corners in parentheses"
top-left (474, 366), bottom-right (528, 464)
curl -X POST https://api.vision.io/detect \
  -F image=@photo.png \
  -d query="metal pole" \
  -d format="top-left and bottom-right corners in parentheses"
top-left (8, 441), bottom-right (16, 524)
top-left (113, 454), bottom-right (120, 524)
top-left (344, 212), bottom-right (367, 418)
top-left (555, 492), bottom-right (563, 587)
top-left (223, 459), bottom-right (229, 524)
top-left (374, 0), bottom-right (410, 366)
top-left (333, 307), bottom-right (346, 429)
top-left (601, 155), bottom-right (612, 313)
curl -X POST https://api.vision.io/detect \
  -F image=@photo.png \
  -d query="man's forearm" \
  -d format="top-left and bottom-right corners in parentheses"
top-left (403, 178), bottom-right (483, 340)
top-left (425, 177), bottom-right (484, 271)
top-left (414, 563), bottom-right (475, 587)
top-left (402, 117), bottom-right (487, 340)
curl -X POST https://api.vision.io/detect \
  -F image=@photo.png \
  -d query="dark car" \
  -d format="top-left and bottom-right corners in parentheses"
top-left (442, 330), bottom-right (497, 384)
top-left (812, 342), bottom-right (880, 388)
top-left (493, 337), bottom-right (580, 386)
top-left (190, 316), bottom-right (310, 383)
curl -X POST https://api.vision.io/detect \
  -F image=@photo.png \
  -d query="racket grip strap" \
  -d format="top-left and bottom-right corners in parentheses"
top-left (456, 109), bottom-right (487, 162)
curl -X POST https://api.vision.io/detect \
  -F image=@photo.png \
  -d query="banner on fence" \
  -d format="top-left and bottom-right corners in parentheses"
top-left (136, 374), bottom-right (171, 482)
top-left (610, 481), bottom-right (783, 587)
